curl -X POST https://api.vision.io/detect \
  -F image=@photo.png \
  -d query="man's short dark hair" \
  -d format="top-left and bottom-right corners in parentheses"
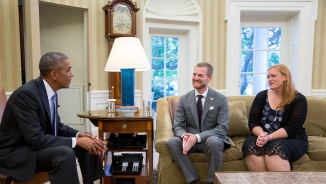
top-left (195, 62), bottom-right (213, 77)
top-left (39, 52), bottom-right (69, 77)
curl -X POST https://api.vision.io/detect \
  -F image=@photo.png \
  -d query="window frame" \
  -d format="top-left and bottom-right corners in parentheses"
top-left (240, 20), bottom-right (288, 95)
top-left (225, 0), bottom-right (317, 96)
top-left (150, 34), bottom-right (184, 100)
top-left (143, 21), bottom-right (200, 100)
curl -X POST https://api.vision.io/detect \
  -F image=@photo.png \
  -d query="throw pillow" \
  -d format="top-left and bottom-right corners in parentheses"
top-left (166, 96), bottom-right (180, 124)
top-left (228, 101), bottom-right (250, 136)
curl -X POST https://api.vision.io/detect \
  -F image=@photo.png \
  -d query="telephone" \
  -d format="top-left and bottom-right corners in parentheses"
top-left (109, 153), bottom-right (143, 175)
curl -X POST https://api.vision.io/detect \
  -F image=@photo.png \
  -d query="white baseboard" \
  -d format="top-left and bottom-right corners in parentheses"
top-left (5, 89), bottom-right (324, 101)
top-left (215, 90), bottom-right (326, 98)
top-left (215, 90), bottom-right (226, 95)
top-left (311, 90), bottom-right (326, 98)
top-left (5, 92), bottom-right (12, 99)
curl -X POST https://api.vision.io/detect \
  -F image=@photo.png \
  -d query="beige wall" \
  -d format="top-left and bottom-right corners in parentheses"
top-left (40, 0), bottom-right (109, 91)
top-left (0, 0), bottom-right (325, 92)
top-left (39, 0), bottom-right (147, 91)
top-left (25, 0), bottom-right (42, 80)
top-left (312, 0), bottom-right (326, 90)
top-left (39, 3), bottom-right (85, 85)
top-left (197, 0), bottom-right (226, 90)
top-left (0, 0), bottom-right (21, 92)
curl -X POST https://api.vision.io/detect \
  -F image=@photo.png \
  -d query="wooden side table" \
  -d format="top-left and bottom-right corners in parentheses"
top-left (78, 110), bottom-right (153, 184)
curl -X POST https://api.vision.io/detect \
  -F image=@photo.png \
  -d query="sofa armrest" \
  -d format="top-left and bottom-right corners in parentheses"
top-left (155, 98), bottom-right (174, 155)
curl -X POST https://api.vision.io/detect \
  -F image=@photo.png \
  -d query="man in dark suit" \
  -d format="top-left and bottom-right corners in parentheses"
top-left (0, 52), bottom-right (107, 184)
top-left (167, 62), bottom-right (230, 184)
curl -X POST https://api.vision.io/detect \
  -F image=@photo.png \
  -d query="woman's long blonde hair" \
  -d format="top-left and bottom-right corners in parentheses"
top-left (268, 64), bottom-right (298, 111)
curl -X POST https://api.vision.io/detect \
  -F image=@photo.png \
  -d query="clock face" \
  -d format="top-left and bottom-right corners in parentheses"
top-left (113, 4), bottom-right (132, 34)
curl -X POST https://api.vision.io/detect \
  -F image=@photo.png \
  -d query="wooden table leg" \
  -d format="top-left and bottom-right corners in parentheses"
top-left (148, 131), bottom-right (152, 184)
top-left (98, 121), bottom-right (104, 184)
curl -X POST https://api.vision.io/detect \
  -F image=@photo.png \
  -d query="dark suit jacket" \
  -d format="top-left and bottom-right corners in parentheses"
top-left (172, 87), bottom-right (231, 148)
top-left (0, 77), bottom-right (79, 181)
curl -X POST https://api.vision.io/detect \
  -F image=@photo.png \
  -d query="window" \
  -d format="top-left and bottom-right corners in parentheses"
top-left (143, 23), bottom-right (198, 124)
top-left (240, 27), bottom-right (282, 95)
top-left (151, 36), bottom-right (180, 119)
top-left (225, 1), bottom-right (317, 96)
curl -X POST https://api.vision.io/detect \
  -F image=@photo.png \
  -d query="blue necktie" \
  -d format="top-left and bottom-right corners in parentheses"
top-left (51, 94), bottom-right (57, 136)
top-left (197, 95), bottom-right (203, 132)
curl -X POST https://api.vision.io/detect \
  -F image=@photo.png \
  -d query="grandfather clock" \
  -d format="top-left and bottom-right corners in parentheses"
top-left (103, 0), bottom-right (139, 106)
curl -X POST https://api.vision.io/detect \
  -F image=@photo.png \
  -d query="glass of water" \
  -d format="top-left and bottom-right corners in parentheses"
top-left (143, 100), bottom-right (152, 116)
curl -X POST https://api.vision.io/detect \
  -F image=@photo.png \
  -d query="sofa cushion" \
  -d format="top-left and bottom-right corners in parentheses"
top-left (223, 146), bottom-right (243, 162)
top-left (188, 137), bottom-right (243, 162)
top-left (223, 136), bottom-right (243, 161)
top-left (292, 153), bottom-right (310, 165)
top-left (222, 136), bottom-right (243, 161)
top-left (166, 96), bottom-right (180, 124)
top-left (307, 136), bottom-right (326, 161)
top-left (304, 97), bottom-right (326, 136)
top-left (189, 153), bottom-right (207, 162)
top-left (227, 101), bottom-right (250, 136)
top-left (227, 96), bottom-right (255, 116)
top-left (231, 136), bottom-right (246, 149)
top-left (188, 147), bottom-right (243, 162)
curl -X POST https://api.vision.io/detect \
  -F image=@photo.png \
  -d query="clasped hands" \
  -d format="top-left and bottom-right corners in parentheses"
top-left (182, 133), bottom-right (197, 155)
top-left (256, 132), bottom-right (270, 147)
top-left (76, 132), bottom-right (107, 155)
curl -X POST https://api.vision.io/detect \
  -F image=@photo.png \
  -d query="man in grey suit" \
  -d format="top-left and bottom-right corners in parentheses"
top-left (167, 62), bottom-right (230, 184)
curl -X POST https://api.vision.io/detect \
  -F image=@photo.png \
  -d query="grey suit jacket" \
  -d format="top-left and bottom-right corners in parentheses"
top-left (172, 87), bottom-right (230, 147)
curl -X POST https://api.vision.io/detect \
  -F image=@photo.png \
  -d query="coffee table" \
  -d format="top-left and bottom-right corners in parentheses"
top-left (214, 171), bottom-right (326, 184)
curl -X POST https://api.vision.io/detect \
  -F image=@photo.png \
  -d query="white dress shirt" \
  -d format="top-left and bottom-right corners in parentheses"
top-left (43, 79), bottom-right (78, 148)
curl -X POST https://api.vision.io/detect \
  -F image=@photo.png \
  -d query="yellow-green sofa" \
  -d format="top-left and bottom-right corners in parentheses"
top-left (154, 95), bottom-right (326, 184)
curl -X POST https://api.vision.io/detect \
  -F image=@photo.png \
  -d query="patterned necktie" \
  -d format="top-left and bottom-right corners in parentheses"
top-left (197, 95), bottom-right (203, 132)
top-left (51, 94), bottom-right (57, 136)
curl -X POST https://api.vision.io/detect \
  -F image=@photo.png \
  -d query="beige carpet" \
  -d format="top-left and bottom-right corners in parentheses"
top-left (44, 161), bottom-right (99, 184)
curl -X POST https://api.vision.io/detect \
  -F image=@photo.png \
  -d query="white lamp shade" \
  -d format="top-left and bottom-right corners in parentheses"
top-left (104, 37), bottom-right (151, 72)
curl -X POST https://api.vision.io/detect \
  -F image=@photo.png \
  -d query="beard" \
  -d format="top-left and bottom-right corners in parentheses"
top-left (192, 80), bottom-right (207, 89)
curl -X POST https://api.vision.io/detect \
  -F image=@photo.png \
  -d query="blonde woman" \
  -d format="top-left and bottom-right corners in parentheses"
top-left (242, 64), bottom-right (308, 171)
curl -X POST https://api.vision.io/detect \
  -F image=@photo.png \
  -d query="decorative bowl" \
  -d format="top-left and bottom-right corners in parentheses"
top-left (116, 108), bottom-right (137, 116)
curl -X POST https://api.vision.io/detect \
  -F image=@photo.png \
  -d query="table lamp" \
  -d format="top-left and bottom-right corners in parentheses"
top-left (104, 37), bottom-right (151, 108)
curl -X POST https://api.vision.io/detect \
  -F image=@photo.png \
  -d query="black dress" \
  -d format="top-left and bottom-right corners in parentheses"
top-left (242, 90), bottom-right (308, 163)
